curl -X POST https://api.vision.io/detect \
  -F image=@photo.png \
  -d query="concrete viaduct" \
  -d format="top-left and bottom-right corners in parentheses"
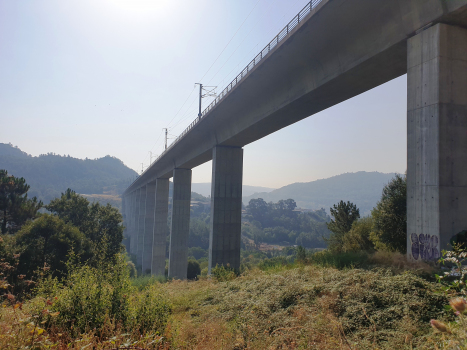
top-left (123, 0), bottom-right (467, 278)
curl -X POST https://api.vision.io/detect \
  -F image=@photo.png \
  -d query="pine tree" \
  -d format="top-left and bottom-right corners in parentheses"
top-left (0, 170), bottom-right (42, 234)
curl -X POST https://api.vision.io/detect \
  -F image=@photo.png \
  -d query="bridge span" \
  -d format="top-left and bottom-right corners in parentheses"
top-left (123, 0), bottom-right (467, 278)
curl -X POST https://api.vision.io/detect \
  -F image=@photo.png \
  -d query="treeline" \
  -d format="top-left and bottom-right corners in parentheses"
top-left (243, 198), bottom-right (330, 248)
top-left (0, 143), bottom-right (137, 204)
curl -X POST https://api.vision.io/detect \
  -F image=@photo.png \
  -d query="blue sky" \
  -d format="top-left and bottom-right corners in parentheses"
top-left (0, 0), bottom-right (407, 188)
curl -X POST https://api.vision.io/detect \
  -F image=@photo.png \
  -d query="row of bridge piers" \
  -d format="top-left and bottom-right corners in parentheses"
top-left (122, 146), bottom-right (243, 279)
top-left (123, 21), bottom-right (467, 274)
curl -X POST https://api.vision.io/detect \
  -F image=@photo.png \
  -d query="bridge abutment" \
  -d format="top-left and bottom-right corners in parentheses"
top-left (407, 23), bottom-right (467, 261)
top-left (209, 146), bottom-right (243, 273)
top-left (168, 168), bottom-right (192, 279)
top-left (152, 178), bottom-right (169, 276)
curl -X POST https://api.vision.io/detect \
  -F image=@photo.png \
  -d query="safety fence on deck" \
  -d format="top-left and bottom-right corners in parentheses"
top-left (132, 0), bottom-right (324, 186)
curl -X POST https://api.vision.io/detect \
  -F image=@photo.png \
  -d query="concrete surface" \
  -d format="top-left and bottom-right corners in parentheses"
top-left (143, 182), bottom-right (156, 274)
top-left (137, 187), bottom-right (146, 268)
top-left (168, 169), bottom-right (192, 279)
top-left (407, 23), bottom-right (467, 261)
top-left (152, 178), bottom-right (170, 276)
top-left (209, 146), bottom-right (243, 272)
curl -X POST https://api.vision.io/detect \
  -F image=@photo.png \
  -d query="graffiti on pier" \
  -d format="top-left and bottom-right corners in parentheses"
top-left (410, 233), bottom-right (439, 260)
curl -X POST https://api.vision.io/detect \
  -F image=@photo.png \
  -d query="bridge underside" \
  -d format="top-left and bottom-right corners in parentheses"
top-left (122, 0), bottom-right (467, 277)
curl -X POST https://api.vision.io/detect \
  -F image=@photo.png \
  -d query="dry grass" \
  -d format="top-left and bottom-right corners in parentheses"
top-left (160, 265), bottom-right (449, 349)
top-left (0, 261), bottom-right (453, 349)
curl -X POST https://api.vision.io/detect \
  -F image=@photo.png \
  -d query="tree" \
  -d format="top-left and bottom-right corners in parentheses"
top-left (370, 174), bottom-right (407, 253)
top-left (15, 214), bottom-right (87, 278)
top-left (187, 260), bottom-right (201, 280)
top-left (0, 170), bottom-right (42, 234)
top-left (296, 246), bottom-right (306, 262)
top-left (246, 198), bottom-right (269, 225)
top-left (342, 217), bottom-right (374, 252)
top-left (326, 201), bottom-right (360, 253)
top-left (46, 189), bottom-right (124, 263)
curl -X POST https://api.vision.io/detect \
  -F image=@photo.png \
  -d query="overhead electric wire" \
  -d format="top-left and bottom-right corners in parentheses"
top-left (171, 0), bottom-right (307, 140)
top-left (205, 0), bottom-right (279, 87)
top-left (197, 0), bottom-right (262, 84)
top-left (215, 0), bottom-right (305, 90)
top-left (149, 0), bottom-right (310, 164)
top-left (166, 86), bottom-right (197, 129)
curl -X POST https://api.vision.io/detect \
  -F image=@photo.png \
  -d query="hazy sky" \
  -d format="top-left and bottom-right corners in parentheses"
top-left (0, 0), bottom-right (407, 189)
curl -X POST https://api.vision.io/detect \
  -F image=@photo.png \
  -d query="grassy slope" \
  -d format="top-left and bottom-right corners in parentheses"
top-left (162, 264), bottom-right (449, 349)
top-left (0, 259), bottom-right (453, 349)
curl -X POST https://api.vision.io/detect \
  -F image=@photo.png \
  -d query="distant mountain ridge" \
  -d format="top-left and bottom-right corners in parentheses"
top-left (243, 171), bottom-right (398, 216)
top-left (0, 143), bottom-right (138, 204)
top-left (191, 183), bottom-right (275, 198)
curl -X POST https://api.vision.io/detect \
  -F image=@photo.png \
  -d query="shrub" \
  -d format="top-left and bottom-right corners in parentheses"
top-left (308, 249), bottom-right (370, 269)
top-left (35, 254), bottom-right (171, 337)
top-left (15, 214), bottom-right (87, 279)
top-left (258, 256), bottom-right (289, 270)
top-left (187, 260), bottom-right (201, 280)
top-left (342, 216), bottom-right (374, 252)
top-left (211, 265), bottom-right (237, 282)
top-left (130, 284), bottom-right (172, 334)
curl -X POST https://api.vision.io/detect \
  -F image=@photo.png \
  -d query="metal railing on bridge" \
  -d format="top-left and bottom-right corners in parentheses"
top-left (138, 0), bottom-right (324, 182)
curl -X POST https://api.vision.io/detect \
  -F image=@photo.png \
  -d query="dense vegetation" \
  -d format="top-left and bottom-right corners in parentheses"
top-left (0, 143), bottom-right (138, 204)
top-left (2, 170), bottom-right (467, 349)
top-left (243, 198), bottom-right (330, 249)
top-left (243, 171), bottom-right (396, 215)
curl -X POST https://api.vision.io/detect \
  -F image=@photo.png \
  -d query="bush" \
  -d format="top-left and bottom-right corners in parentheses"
top-left (211, 265), bottom-right (237, 282)
top-left (308, 249), bottom-right (370, 269)
top-left (15, 214), bottom-right (87, 279)
top-left (258, 256), bottom-right (289, 270)
top-left (35, 254), bottom-right (171, 337)
top-left (342, 216), bottom-right (374, 252)
top-left (187, 260), bottom-right (201, 280)
top-left (130, 284), bottom-right (172, 335)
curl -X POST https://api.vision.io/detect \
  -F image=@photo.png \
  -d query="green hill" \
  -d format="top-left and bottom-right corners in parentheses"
top-left (243, 171), bottom-right (398, 216)
top-left (0, 143), bottom-right (138, 204)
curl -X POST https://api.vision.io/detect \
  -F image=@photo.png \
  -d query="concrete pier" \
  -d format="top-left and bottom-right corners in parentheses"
top-left (130, 190), bottom-right (139, 257)
top-left (407, 23), bottom-right (467, 261)
top-left (121, 195), bottom-right (129, 252)
top-left (142, 182), bottom-right (156, 274)
top-left (152, 178), bottom-right (169, 276)
top-left (137, 186), bottom-right (146, 268)
top-left (168, 169), bottom-right (192, 279)
top-left (209, 146), bottom-right (243, 273)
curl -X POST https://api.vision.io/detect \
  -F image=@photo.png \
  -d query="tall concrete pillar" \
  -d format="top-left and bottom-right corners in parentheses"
top-left (407, 23), bottom-right (467, 261)
top-left (130, 190), bottom-right (138, 257)
top-left (209, 146), bottom-right (243, 273)
top-left (137, 186), bottom-right (146, 268)
top-left (152, 178), bottom-right (170, 276)
top-left (122, 195), bottom-right (130, 253)
top-left (168, 169), bottom-right (192, 279)
top-left (142, 182), bottom-right (156, 274)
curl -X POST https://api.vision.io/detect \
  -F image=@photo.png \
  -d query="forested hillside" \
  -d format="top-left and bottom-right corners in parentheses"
top-left (0, 143), bottom-right (138, 204)
top-left (243, 171), bottom-right (397, 215)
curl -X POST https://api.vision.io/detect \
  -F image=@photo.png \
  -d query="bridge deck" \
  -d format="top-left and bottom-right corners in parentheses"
top-left (125, 0), bottom-right (467, 194)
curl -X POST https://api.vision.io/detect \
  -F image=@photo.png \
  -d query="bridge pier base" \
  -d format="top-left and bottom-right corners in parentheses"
top-left (209, 146), bottom-right (243, 273)
top-left (407, 23), bottom-right (467, 261)
top-left (152, 178), bottom-right (169, 276)
top-left (142, 182), bottom-right (156, 274)
top-left (168, 169), bottom-right (192, 279)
